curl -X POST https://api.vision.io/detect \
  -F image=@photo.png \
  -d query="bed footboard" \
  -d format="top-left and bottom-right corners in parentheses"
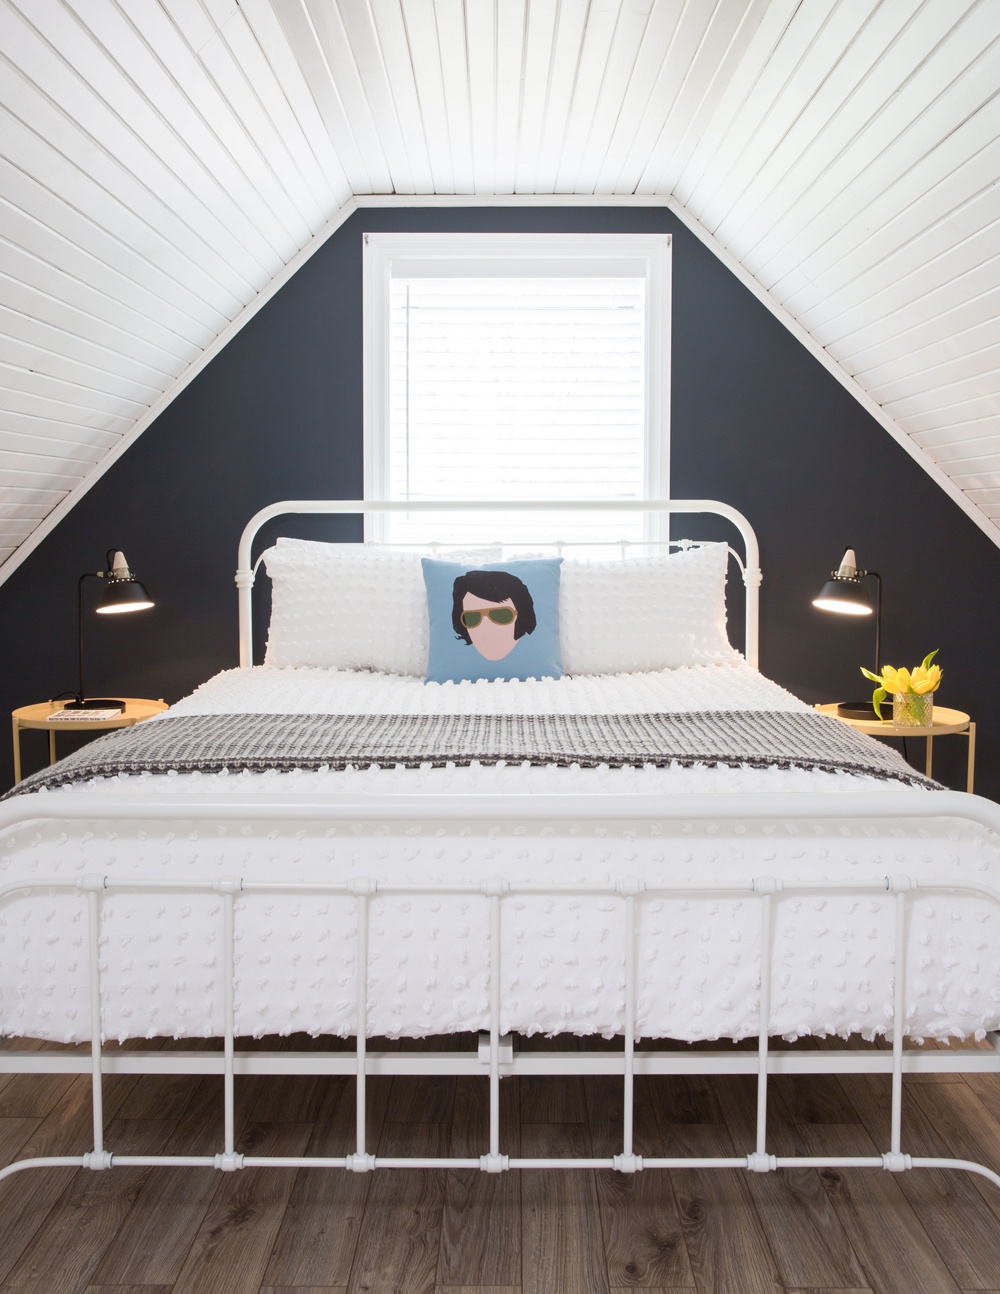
top-left (1, 790), bottom-right (999, 1197)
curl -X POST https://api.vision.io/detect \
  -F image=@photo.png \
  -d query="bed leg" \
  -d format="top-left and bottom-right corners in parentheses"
top-left (214, 877), bottom-right (244, 1172)
top-left (347, 880), bottom-right (376, 1173)
top-left (613, 881), bottom-right (642, 1174)
top-left (83, 875), bottom-right (112, 1171)
top-left (480, 881), bottom-right (509, 1173)
top-left (883, 879), bottom-right (914, 1174)
top-left (747, 878), bottom-right (777, 1174)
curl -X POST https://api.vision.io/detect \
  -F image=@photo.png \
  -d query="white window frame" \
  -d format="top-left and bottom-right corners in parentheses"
top-left (362, 231), bottom-right (671, 541)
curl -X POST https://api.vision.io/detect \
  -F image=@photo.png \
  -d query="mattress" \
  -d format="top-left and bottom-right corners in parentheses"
top-left (1, 662), bottom-right (997, 1047)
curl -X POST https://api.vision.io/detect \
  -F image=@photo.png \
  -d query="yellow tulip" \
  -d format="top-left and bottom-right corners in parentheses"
top-left (894, 667), bottom-right (911, 692)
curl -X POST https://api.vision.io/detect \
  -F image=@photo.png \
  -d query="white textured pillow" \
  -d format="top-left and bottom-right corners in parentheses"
top-left (559, 543), bottom-right (739, 675)
top-left (263, 539), bottom-right (429, 674)
top-left (262, 538), bottom-right (502, 674)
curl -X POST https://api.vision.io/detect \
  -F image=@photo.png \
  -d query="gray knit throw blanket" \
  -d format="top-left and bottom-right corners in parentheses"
top-left (3, 710), bottom-right (941, 797)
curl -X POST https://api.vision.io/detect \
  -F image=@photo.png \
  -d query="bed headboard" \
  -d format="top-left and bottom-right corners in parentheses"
top-left (235, 499), bottom-right (762, 670)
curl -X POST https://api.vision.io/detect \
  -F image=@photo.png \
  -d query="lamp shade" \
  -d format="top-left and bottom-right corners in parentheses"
top-left (812, 578), bottom-right (872, 616)
top-left (95, 551), bottom-right (154, 614)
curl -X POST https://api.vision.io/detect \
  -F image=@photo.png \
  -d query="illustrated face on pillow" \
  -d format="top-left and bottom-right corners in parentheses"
top-left (451, 570), bottom-right (537, 661)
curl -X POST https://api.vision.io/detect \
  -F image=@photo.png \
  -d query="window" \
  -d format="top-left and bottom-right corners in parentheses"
top-left (363, 233), bottom-right (671, 549)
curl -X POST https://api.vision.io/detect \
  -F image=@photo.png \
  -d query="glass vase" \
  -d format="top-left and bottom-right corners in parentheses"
top-left (892, 692), bottom-right (934, 728)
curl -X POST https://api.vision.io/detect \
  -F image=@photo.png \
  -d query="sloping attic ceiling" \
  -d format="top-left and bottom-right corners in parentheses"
top-left (2, 0), bottom-right (1000, 578)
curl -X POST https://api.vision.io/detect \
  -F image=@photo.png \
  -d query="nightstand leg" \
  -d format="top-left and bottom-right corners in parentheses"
top-left (967, 723), bottom-right (976, 794)
top-left (49, 731), bottom-right (56, 766)
top-left (11, 718), bottom-right (20, 786)
top-left (925, 735), bottom-right (933, 778)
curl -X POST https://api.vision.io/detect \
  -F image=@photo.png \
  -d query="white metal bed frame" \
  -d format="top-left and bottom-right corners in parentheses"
top-left (0, 500), bottom-right (998, 1210)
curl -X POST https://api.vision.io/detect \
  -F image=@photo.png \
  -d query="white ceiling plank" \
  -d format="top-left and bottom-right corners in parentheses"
top-left (0, 362), bottom-right (147, 423)
top-left (882, 364), bottom-right (1000, 423)
top-left (366, 0), bottom-right (435, 192)
top-left (867, 337), bottom-right (1000, 409)
top-left (828, 224), bottom-right (1000, 367)
top-left (554, 0), bottom-right (624, 193)
top-left (270, 0), bottom-right (376, 192)
top-left (923, 445), bottom-right (1000, 478)
top-left (514, 0), bottom-right (558, 194)
top-left (125, 0), bottom-right (325, 235)
top-left (0, 425), bottom-right (111, 460)
top-left (0, 503), bottom-right (51, 519)
top-left (43, 0), bottom-right (310, 255)
top-left (492, 0), bottom-right (525, 193)
top-left (204, 8), bottom-right (339, 221)
top-left (531, 0), bottom-right (587, 194)
top-left (845, 279), bottom-right (1000, 383)
top-left (0, 148), bottom-right (233, 338)
top-left (708, 0), bottom-right (920, 251)
top-left (294, 0), bottom-right (394, 193)
top-left (399, 0), bottom-right (456, 192)
top-left (433, 0), bottom-right (474, 193)
top-left (681, 0), bottom-right (842, 227)
top-left (889, 394), bottom-right (1000, 438)
top-left (648, 0), bottom-right (772, 198)
top-left (0, 305), bottom-right (171, 392)
top-left (0, 0), bottom-right (288, 276)
top-left (733, 0), bottom-right (989, 279)
top-left (670, 0), bottom-right (800, 205)
top-left (465, 0), bottom-right (495, 195)
top-left (0, 391), bottom-right (133, 435)
top-left (0, 330), bottom-right (162, 406)
top-left (631, 0), bottom-right (755, 198)
top-left (912, 419), bottom-right (1000, 453)
top-left (1, 60), bottom-right (263, 302)
top-left (0, 464), bottom-right (89, 491)
top-left (946, 470), bottom-right (1000, 493)
top-left (0, 244), bottom-right (198, 367)
top-left (801, 183), bottom-right (1000, 353)
top-left (571, 0), bottom-right (656, 195)
top-left (224, 0), bottom-right (353, 199)
top-left (773, 89), bottom-right (1000, 319)
top-left (589, 0), bottom-right (691, 195)
top-left (330, 0), bottom-right (416, 193)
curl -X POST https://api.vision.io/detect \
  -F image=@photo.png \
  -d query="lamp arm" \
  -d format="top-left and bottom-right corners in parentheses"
top-left (868, 571), bottom-right (882, 677)
top-left (76, 571), bottom-right (106, 704)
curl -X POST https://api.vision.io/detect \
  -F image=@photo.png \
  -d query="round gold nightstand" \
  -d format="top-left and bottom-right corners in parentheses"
top-left (11, 698), bottom-right (168, 785)
top-left (815, 703), bottom-right (975, 792)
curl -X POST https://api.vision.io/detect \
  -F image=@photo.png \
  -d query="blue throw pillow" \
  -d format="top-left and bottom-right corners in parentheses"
top-left (422, 557), bottom-right (564, 685)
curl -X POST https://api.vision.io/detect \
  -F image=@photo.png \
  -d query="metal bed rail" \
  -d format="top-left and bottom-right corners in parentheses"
top-left (0, 790), bottom-right (998, 1193)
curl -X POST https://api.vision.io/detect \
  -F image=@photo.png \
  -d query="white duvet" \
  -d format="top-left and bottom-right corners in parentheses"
top-left (2, 662), bottom-right (998, 1046)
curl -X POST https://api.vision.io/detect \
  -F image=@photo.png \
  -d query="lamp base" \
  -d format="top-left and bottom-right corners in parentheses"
top-left (836, 700), bottom-right (887, 722)
top-left (62, 698), bottom-right (126, 713)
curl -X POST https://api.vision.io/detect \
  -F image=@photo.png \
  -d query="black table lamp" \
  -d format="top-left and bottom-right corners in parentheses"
top-left (57, 550), bottom-right (154, 712)
top-left (812, 547), bottom-right (884, 721)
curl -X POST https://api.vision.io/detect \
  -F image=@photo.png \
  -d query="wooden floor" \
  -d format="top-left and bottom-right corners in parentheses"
top-left (1, 1033), bottom-right (999, 1294)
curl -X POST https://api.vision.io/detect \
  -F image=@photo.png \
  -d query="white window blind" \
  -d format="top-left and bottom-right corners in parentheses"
top-left (387, 277), bottom-right (645, 546)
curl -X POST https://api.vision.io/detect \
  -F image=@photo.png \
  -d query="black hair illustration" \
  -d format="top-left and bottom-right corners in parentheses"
top-left (452, 570), bottom-right (537, 645)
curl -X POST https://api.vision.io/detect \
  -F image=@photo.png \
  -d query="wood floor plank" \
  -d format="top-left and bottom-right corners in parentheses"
top-left (521, 1122), bottom-right (608, 1294)
top-left (87, 1077), bottom-right (251, 1287)
top-left (838, 1072), bottom-right (1000, 1285)
top-left (0, 1073), bottom-right (79, 1119)
top-left (85, 1286), bottom-right (172, 1293)
top-left (0, 1073), bottom-right (138, 1286)
top-left (435, 1288), bottom-right (521, 1293)
top-left (796, 1122), bottom-right (962, 1294)
top-left (347, 1122), bottom-right (449, 1294)
top-left (586, 1075), bottom-right (693, 1290)
top-left (260, 1287), bottom-right (347, 1293)
top-left (662, 1123), bottom-right (783, 1294)
top-left (0, 1118), bottom-right (43, 1168)
top-left (0, 1116), bottom-right (176, 1293)
top-left (520, 1074), bottom-right (588, 1124)
top-left (712, 1075), bottom-right (867, 1291)
top-left (169, 1120), bottom-right (313, 1294)
top-left (647, 1075), bottom-right (723, 1125)
top-left (262, 1076), bottom-right (390, 1290)
top-left (438, 1076), bottom-right (521, 1288)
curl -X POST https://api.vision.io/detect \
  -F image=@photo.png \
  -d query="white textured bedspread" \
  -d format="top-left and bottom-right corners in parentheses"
top-left (2, 663), bottom-right (997, 1047)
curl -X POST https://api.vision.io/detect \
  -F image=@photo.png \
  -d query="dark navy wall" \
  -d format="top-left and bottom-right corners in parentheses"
top-left (3, 206), bottom-right (997, 796)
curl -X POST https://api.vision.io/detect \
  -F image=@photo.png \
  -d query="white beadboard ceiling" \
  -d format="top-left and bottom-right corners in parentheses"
top-left (2, 0), bottom-right (1000, 578)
